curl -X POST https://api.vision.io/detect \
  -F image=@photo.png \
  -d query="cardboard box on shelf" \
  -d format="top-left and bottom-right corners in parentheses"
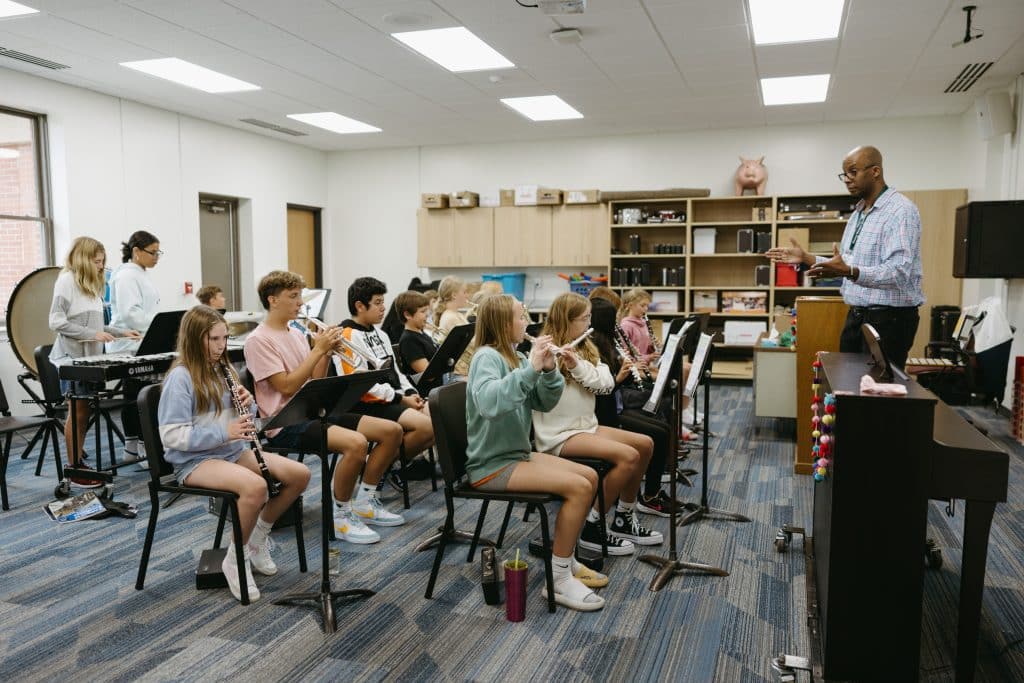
top-left (514, 185), bottom-right (538, 206)
top-left (565, 189), bottom-right (601, 204)
top-left (450, 191), bottom-right (479, 208)
top-left (721, 291), bottom-right (767, 313)
top-left (776, 227), bottom-right (809, 250)
top-left (693, 228), bottom-right (717, 255)
top-left (500, 189), bottom-right (515, 206)
top-left (479, 190), bottom-right (500, 208)
top-left (724, 320), bottom-right (767, 345)
top-left (421, 193), bottom-right (449, 209)
top-left (650, 290), bottom-right (677, 311)
top-left (537, 188), bottom-right (563, 205)
top-left (693, 290), bottom-right (718, 312)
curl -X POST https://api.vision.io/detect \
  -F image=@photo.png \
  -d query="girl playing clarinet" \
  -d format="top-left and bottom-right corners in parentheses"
top-left (158, 305), bottom-right (310, 603)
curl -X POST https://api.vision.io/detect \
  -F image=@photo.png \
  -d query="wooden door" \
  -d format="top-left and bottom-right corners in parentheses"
top-left (287, 207), bottom-right (319, 286)
top-left (494, 206), bottom-right (552, 266)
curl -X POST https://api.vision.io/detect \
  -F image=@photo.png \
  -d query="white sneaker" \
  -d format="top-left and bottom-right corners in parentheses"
top-left (334, 506), bottom-right (380, 544)
top-left (352, 494), bottom-right (406, 527)
top-left (247, 537), bottom-right (277, 576)
top-left (222, 546), bottom-right (260, 602)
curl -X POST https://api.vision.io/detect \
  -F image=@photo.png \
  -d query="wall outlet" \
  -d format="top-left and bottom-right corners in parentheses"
top-left (532, 279), bottom-right (542, 289)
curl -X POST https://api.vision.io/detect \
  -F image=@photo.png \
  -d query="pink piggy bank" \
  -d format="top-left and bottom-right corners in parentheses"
top-left (734, 156), bottom-right (767, 196)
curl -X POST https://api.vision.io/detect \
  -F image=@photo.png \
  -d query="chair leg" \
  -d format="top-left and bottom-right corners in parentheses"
top-left (523, 503), bottom-right (532, 523)
top-left (1, 433), bottom-right (12, 511)
top-left (467, 499), bottom-right (490, 563)
top-left (214, 498), bottom-right (229, 547)
top-left (496, 501), bottom-right (515, 548)
top-left (537, 504), bottom-right (556, 613)
top-left (424, 491), bottom-right (456, 599)
top-left (227, 499), bottom-right (249, 606)
top-left (50, 424), bottom-right (63, 479)
top-left (399, 444), bottom-right (410, 510)
top-left (135, 484), bottom-right (161, 589)
top-left (596, 470), bottom-right (608, 558)
top-left (105, 411), bottom-right (116, 468)
top-left (33, 424), bottom-right (48, 476)
top-left (428, 447), bottom-right (437, 492)
top-left (292, 496), bottom-right (307, 573)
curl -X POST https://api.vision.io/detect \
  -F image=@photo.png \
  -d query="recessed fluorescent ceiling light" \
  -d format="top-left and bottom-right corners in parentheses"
top-left (760, 74), bottom-right (830, 105)
top-left (501, 96), bottom-right (583, 122)
top-left (0, 1), bottom-right (38, 19)
top-left (749, 0), bottom-right (844, 45)
top-left (120, 58), bottom-right (259, 93)
top-left (287, 112), bottom-right (381, 135)
top-left (392, 27), bottom-right (513, 72)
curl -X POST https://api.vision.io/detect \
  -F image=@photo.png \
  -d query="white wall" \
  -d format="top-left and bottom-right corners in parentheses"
top-left (325, 114), bottom-right (977, 306)
top-left (1, 67), bottom-right (327, 413)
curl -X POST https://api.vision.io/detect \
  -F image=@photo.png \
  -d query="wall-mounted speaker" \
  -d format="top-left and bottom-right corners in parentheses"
top-left (974, 90), bottom-right (1015, 140)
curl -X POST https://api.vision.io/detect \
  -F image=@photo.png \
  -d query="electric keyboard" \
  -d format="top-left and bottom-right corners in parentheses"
top-left (60, 352), bottom-right (178, 383)
top-left (906, 357), bottom-right (956, 367)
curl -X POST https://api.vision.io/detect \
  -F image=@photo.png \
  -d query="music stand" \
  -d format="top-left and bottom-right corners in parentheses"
top-left (861, 323), bottom-right (909, 381)
top-left (638, 329), bottom-right (728, 591)
top-left (263, 370), bottom-right (389, 634)
top-left (136, 310), bottom-right (188, 355)
top-left (413, 323), bottom-right (474, 396)
top-left (678, 340), bottom-right (752, 528)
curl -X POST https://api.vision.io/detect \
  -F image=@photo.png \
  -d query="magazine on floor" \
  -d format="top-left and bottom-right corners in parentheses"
top-left (43, 491), bottom-right (107, 522)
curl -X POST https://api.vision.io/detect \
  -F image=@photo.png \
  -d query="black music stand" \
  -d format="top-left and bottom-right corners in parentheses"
top-left (412, 323), bottom-right (474, 396)
top-left (638, 329), bottom-right (728, 590)
top-left (678, 343), bottom-right (752, 528)
top-left (264, 370), bottom-right (388, 634)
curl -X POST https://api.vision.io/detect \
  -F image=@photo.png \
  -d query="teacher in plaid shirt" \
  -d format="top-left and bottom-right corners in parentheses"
top-left (767, 145), bottom-right (923, 368)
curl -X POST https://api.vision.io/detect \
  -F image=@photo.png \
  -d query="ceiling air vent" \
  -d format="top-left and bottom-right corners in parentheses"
top-left (0, 47), bottom-right (69, 70)
top-left (944, 62), bottom-right (993, 93)
top-left (239, 119), bottom-right (308, 137)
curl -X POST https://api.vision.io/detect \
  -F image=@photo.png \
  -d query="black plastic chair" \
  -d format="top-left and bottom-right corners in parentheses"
top-left (134, 384), bottom-right (307, 605)
top-left (424, 382), bottom-right (558, 613)
top-left (0, 377), bottom-right (63, 510)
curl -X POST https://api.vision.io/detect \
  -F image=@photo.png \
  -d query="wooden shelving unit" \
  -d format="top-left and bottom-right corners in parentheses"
top-left (607, 193), bottom-right (855, 380)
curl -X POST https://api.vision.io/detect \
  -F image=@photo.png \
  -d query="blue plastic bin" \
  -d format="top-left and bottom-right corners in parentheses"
top-left (482, 273), bottom-right (526, 301)
top-left (569, 281), bottom-right (600, 297)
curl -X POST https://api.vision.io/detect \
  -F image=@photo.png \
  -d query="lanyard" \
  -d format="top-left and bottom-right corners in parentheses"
top-left (847, 185), bottom-right (887, 251)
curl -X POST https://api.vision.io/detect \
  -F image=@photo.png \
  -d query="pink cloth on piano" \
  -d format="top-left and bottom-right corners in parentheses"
top-left (860, 374), bottom-right (908, 396)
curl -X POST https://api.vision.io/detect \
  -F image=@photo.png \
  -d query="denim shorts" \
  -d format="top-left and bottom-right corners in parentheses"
top-left (60, 379), bottom-right (104, 397)
top-left (177, 453), bottom-right (243, 485)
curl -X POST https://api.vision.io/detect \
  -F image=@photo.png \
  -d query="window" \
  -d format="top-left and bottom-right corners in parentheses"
top-left (0, 106), bottom-right (52, 325)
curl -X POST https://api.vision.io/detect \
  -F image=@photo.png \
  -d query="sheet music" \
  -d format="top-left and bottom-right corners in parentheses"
top-left (643, 331), bottom-right (684, 414)
top-left (654, 321), bottom-right (693, 369)
top-left (683, 333), bottom-right (714, 399)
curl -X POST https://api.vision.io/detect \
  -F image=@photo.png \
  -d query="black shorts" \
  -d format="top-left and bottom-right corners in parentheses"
top-left (349, 401), bottom-right (408, 422)
top-left (267, 412), bottom-right (362, 452)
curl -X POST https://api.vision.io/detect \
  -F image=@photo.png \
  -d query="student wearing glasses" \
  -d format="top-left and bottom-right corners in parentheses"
top-left (766, 145), bottom-right (923, 368)
top-left (108, 229), bottom-right (163, 460)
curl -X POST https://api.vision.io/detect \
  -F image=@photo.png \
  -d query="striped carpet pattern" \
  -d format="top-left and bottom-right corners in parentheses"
top-left (0, 384), bottom-right (1020, 682)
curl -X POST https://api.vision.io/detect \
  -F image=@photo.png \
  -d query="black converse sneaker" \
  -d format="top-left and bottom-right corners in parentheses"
top-left (578, 519), bottom-right (635, 556)
top-left (610, 508), bottom-right (664, 546)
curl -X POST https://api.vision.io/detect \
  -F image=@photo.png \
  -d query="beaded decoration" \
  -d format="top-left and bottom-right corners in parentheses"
top-left (811, 352), bottom-right (836, 482)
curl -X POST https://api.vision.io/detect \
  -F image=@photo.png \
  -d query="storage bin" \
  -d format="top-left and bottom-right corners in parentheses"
top-left (775, 262), bottom-right (800, 287)
top-left (569, 280), bottom-right (599, 297)
top-left (482, 272), bottom-right (526, 301)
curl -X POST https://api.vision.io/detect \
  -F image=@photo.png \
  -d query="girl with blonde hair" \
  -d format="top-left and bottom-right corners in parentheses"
top-left (466, 294), bottom-right (606, 611)
top-left (435, 276), bottom-right (476, 379)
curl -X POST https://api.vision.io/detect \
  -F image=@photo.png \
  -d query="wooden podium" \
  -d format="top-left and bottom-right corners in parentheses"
top-left (794, 296), bottom-right (847, 474)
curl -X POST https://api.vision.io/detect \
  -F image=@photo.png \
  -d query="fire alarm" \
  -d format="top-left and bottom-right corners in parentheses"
top-left (184, 281), bottom-right (193, 294)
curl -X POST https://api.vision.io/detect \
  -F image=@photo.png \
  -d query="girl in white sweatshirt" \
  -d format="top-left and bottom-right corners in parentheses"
top-left (533, 293), bottom-right (662, 555)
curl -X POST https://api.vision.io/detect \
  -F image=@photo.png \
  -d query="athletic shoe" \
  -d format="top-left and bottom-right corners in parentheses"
top-left (247, 537), bottom-right (277, 576)
top-left (578, 519), bottom-right (634, 556)
top-left (68, 463), bottom-right (104, 488)
top-left (222, 546), bottom-right (260, 602)
top-left (352, 494), bottom-right (406, 527)
top-left (636, 493), bottom-right (672, 518)
top-left (386, 467), bottom-right (406, 493)
top-left (610, 509), bottom-right (663, 546)
top-left (334, 506), bottom-right (380, 544)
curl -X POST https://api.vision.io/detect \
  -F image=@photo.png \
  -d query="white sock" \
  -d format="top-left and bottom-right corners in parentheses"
top-left (335, 500), bottom-right (351, 512)
top-left (356, 482), bottom-right (376, 502)
top-left (586, 508), bottom-right (602, 524)
top-left (570, 554), bottom-right (582, 575)
top-left (551, 553), bottom-right (572, 584)
top-left (125, 437), bottom-right (138, 454)
top-left (617, 500), bottom-right (635, 514)
top-left (249, 516), bottom-right (273, 548)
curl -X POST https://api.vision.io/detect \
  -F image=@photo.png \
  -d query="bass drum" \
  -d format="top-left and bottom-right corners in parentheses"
top-left (6, 266), bottom-right (59, 376)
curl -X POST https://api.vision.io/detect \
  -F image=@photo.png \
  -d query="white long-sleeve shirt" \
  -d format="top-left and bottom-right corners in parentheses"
top-left (48, 270), bottom-right (126, 364)
top-left (107, 262), bottom-right (160, 352)
top-left (532, 357), bottom-right (614, 455)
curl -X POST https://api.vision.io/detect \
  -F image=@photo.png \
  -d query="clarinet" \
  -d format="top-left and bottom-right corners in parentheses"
top-left (614, 335), bottom-right (647, 391)
top-left (219, 362), bottom-right (282, 498)
top-left (616, 323), bottom-right (654, 386)
top-left (643, 314), bottom-right (662, 356)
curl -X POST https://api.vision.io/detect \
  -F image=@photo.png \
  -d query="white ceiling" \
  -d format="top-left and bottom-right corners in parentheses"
top-left (1, 0), bottom-right (1022, 151)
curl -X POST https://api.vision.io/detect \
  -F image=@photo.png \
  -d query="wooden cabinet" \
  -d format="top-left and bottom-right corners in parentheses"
top-left (552, 204), bottom-right (608, 266)
top-left (794, 296), bottom-right (847, 473)
top-left (417, 208), bottom-right (454, 267)
top-left (451, 208), bottom-right (494, 267)
top-left (494, 206), bottom-right (553, 267)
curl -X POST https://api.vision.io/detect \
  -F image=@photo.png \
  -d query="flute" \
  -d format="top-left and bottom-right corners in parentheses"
top-left (219, 362), bottom-right (282, 498)
top-left (525, 327), bottom-right (593, 357)
top-left (304, 317), bottom-right (379, 370)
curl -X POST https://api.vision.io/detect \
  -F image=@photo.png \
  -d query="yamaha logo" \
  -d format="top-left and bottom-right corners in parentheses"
top-left (129, 364), bottom-right (155, 376)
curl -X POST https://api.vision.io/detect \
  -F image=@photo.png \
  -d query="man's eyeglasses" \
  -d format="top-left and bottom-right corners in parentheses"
top-left (141, 247), bottom-right (163, 257)
top-left (838, 165), bottom-right (878, 182)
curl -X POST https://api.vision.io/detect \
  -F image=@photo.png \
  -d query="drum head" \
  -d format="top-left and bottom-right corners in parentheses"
top-left (6, 266), bottom-right (59, 376)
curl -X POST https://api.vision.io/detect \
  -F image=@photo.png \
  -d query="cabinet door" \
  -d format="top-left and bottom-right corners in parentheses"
top-left (417, 208), bottom-right (454, 267)
top-left (494, 206), bottom-right (552, 266)
top-left (452, 208), bottom-right (494, 267)
top-left (552, 204), bottom-right (608, 266)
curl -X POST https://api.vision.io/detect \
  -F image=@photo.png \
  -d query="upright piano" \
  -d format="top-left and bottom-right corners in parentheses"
top-left (808, 352), bottom-right (1008, 682)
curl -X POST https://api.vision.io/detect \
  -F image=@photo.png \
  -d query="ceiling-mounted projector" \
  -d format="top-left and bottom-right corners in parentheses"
top-left (538, 0), bottom-right (586, 15)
